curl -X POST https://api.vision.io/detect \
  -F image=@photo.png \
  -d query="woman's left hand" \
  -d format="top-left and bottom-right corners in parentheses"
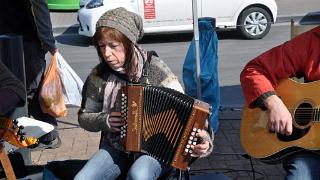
top-left (191, 129), bottom-right (210, 157)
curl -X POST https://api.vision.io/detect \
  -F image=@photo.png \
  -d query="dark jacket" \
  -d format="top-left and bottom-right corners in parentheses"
top-left (0, 0), bottom-right (56, 53)
top-left (0, 61), bottom-right (26, 115)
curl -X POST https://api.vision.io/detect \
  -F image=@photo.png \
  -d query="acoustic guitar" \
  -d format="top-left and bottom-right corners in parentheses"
top-left (0, 117), bottom-right (38, 148)
top-left (240, 78), bottom-right (320, 163)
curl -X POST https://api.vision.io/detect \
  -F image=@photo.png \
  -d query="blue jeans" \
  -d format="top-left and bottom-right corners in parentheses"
top-left (283, 151), bottom-right (320, 180)
top-left (74, 145), bottom-right (170, 180)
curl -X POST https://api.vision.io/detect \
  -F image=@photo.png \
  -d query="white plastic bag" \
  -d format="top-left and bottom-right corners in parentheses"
top-left (56, 52), bottom-right (84, 107)
top-left (17, 116), bottom-right (54, 138)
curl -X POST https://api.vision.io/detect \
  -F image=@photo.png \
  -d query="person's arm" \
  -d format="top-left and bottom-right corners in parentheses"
top-left (240, 26), bottom-right (320, 107)
top-left (0, 61), bottom-right (26, 115)
top-left (0, 90), bottom-right (23, 116)
top-left (240, 26), bottom-right (320, 135)
top-left (78, 74), bottom-right (112, 132)
top-left (29, 0), bottom-right (57, 54)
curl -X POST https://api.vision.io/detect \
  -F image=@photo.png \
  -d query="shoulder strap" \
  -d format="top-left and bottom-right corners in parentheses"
top-left (142, 51), bottom-right (158, 77)
top-left (147, 50), bottom-right (158, 63)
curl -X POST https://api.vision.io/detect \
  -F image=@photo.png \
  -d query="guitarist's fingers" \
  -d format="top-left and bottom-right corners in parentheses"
top-left (279, 121), bottom-right (287, 134)
top-left (268, 121), bottom-right (275, 132)
top-left (268, 118), bottom-right (278, 133)
top-left (285, 119), bottom-right (293, 135)
top-left (274, 123), bottom-right (280, 133)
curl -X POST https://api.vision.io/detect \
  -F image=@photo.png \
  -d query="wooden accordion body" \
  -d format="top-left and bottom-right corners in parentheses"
top-left (120, 85), bottom-right (211, 170)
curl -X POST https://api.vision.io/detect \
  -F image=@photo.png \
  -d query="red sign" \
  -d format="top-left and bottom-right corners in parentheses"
top-left (144, 0), bottom-right (155, 19)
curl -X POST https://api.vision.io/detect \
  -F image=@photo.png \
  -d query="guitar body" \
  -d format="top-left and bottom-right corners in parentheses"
top-left (241, 79), bottom-right (320, 162)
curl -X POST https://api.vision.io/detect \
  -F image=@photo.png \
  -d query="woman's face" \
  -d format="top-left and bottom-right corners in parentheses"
top-left (98, 37), bottom-right (126, 71)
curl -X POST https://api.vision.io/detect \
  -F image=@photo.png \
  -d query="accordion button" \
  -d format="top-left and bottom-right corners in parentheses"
top-left (184, 149), bottom-right (189, 153)
top-left (191, 132), bottom-right (195, 136)
top-left (194, 137), bottom-right (198, 141)
top-left (189, 150), bottom-right (193, 153)
top-left (188, 140), bottom-right (192, 144)
top-left (189, 136), bottom-right (193, 140)
top-left (193, 141), bottom-right (197, 145)
top-left (193, 128), bottom-right (197, 132)
top-left (197, 129), bottom-right (201, 133)
top-left (186, 144), bottom-right (190, 148)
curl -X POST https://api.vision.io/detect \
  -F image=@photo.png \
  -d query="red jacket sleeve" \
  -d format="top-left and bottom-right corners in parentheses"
top-left (240, 26), bottom-right (320, 107)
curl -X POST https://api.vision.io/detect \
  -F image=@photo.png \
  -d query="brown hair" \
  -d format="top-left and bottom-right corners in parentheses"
top-left (93, 27), bottom-right (134, 77)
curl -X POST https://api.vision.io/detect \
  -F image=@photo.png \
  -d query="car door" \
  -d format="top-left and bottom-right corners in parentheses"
top-left (201, 0), bottom-right (242, 27)
top-left (137, 0), bottom-right (195, 33)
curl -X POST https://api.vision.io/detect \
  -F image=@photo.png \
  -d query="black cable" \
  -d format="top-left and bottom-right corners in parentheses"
top-left (241, 153), bottom-right (256, 179)
top-left (249, 155), bottom-right (256, 180)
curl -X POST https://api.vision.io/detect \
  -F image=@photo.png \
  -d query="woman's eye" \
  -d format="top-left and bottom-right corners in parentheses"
top-left (110, 44), bottom-right (119, 48)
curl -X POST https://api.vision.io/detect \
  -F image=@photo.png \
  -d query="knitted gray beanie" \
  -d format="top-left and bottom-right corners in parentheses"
top-left (96, 7), bottom-right (144, 43)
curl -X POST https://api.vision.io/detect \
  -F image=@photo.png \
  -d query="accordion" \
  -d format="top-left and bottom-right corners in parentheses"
top-left (120, 85), bottom-right (211, 170)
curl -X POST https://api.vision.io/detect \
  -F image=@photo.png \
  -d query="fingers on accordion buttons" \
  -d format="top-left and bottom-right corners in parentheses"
top-left (185, 140), bottom-right (193, 155)
top-left (191, 127), bottom-right (200, 145)
top-left (185, 128), bottom-right (198, 155)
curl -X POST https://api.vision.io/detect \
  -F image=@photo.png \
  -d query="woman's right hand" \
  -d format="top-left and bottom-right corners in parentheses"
top-left (108, 112), bottom-right (126, 132)
top-left (264, 95), bottom-right (293, 135)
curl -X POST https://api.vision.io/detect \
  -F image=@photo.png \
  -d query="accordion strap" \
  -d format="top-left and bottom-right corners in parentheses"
top-left (141, 51), bottom-right (158, 84)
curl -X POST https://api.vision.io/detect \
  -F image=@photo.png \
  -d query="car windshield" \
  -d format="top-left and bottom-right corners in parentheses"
top-left (80, 0), bottom-right (103, 7)
top-left (88, 0), bottom-right (103, 4)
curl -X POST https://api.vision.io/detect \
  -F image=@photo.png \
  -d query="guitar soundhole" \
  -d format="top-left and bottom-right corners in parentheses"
top-left (277, 102), bottom-right (312, 142)
top-left (294, 103), bottom-right (313, 126)
top-left (277, 126), bottom-right (310, 142)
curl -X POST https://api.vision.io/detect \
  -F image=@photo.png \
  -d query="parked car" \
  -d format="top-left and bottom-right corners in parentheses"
top-left (47, 0), bottom-right (80, 10)
top-left (77, 0), bottom-right (277, 39)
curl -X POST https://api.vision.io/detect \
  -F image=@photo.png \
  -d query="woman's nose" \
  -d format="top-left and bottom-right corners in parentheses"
top-left (103, 46), bottom-right (112, 57)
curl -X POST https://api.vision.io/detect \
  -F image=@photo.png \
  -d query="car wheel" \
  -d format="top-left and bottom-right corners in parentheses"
top-left (237, 7), bottom-right (272, 39)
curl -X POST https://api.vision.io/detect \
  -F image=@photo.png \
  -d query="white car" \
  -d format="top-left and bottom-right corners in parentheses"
top-left (78, 0), bottom-right (277, 39)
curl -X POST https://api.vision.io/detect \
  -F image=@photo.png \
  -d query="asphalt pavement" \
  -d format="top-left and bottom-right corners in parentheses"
top-left (25, 0), bottom-right (320, 179)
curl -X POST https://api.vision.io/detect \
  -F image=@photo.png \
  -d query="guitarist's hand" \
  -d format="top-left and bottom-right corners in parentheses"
top-left (264, 95), bottom-right (293, 135)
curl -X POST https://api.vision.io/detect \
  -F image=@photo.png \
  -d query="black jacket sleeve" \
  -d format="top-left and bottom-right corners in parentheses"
top-left (0, 61), bottom-right (26, 115)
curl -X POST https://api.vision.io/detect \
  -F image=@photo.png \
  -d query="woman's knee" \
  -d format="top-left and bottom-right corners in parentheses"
top-left (284, 153), bottom-right (320, 180)
top-left (75, 149), bottom-right (121, 179)
top-left (127, 167), bottom-right (153, 180)
top-left (127, 155), bottom-right (162, 180)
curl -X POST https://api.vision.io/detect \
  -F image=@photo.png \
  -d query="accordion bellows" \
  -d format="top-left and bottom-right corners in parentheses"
top-left (120, 85), bottom-right (211, 170)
